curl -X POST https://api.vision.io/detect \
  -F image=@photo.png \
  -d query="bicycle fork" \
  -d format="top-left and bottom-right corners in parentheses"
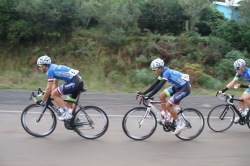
top-left (36, 106), bottom-right (47, 122)
top-left (138, 107), bottom-right (151, 128)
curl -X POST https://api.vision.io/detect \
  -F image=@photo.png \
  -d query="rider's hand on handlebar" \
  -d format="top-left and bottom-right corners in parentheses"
top-left (138, 94), bottom-right (149, 101)
top-left (36, 100), bottom-right (45, 106)
top-left (216, 91), bottom-right (222, 97)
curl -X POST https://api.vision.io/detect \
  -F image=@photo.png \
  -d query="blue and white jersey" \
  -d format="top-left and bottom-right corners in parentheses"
top-left (234, 67), bottom-right (250, 82)
top-left (46, 64), bottom-right (79, 83)
top-left (158, 67), bottom-right (189, 87)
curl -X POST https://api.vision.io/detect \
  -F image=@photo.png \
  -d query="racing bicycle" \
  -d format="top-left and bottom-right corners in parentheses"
top-left (207, 93), bottom-right (250, 132)
top-left (21, 88), bottom-right (109, 139)
top-left (122, 96), bottom-right (205, 141)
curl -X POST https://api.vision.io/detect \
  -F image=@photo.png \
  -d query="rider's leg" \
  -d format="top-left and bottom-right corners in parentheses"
top-left (234, 92), bottom-right (250, 123)
top-left (159, 92), bottom-right (167, 110)
top-left (237, 95), bottom-right (245, 110)
top-left (51, 89), bottom-right (65, 108)
top-left (165, 102), bottom-right (178, 119)
top-left (162, 86), bottom-right (178, 119)
top-left (65, 95), bottom-right (75, 114)
top-left (241, 92), bottom-right (250, 110)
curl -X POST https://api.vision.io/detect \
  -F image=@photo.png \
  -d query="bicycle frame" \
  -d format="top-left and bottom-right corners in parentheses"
top-left (139, 99), bottom-right (190, 128)
top-left (138, 100), bottom-right (164, 127)
top-left (219, 93), bottom-right (248, 124)
top-left (31, 88), bottom-right (93, 127)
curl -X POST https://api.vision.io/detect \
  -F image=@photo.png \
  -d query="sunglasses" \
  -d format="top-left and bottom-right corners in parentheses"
top-left (152, 68), bottom-right (158, 71)
top-left (235, 67), bottom-right (241, 70)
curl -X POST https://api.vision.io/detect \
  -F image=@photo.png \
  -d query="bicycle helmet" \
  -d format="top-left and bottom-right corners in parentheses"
top-left (150, 58), bottom-right (164, 69)
top-left (234, 59), bottom-right (246, 70)
top-left (37, 55), bottom-right (51, 65)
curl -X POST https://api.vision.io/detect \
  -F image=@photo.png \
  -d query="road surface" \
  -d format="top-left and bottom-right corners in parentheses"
top-left (0, 90), bottom-right (249, 166)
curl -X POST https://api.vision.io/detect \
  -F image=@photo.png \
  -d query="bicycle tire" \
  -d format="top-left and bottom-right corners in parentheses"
top-left (207, 104), bottom-right (235, 132)
top-left (122, 107), bottom-right (157, 141)
top-left (176, 108), bottom-right (205, 141)
top-left (73, 106), bottom-right (109, 139)
top-left (21, 104), bottom-right (57, 137)
top-left (246, 113), bottom-right (250, 129)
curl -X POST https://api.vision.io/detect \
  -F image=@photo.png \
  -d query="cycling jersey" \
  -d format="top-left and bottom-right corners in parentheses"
top-left (158, 67), bottom-right (189, 88)
top-left (47, 64), bottom-right (79, 83)
top-left (234, 67), bottom-right (250, 82)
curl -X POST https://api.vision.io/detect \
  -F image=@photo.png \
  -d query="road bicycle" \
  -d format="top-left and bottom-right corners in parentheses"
top-left (207, 93), bottom-right (250, 132)
top-left (122, 96), bottom-right (205, 141)
top-left (21, 88), bottom-right (109, 139)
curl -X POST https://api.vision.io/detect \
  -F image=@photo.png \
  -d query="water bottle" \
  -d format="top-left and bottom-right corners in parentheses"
top-left (153, 107), bottom-right (163, 122)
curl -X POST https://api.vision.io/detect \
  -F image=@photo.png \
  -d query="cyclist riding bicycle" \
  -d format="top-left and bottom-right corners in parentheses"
top-left (36, 55), bottom-right (84, 121)
top-left (137, 58), bottom-right (191, 135)
top-left (216, 59), bottom-right (250, 122)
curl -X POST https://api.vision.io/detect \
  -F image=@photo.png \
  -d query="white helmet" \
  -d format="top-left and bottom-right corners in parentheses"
top-left (234, 59), bottom-right (246, 70)
top-left (150, 58), bottom-right (164, 69)
top-left (37, 55), bottom-right (51, 65)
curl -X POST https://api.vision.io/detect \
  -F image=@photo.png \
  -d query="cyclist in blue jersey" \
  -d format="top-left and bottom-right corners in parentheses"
top-left (137, 58), bottom-right (191, 135)
top-left (36, 55), bottom-right (84, 121)
top-left (217, 59), bottom-right (250, 122)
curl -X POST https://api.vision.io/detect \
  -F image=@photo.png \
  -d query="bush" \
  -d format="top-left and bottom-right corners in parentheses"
top-left (198, 73), bottom-right (223, 90)
top-left (106, 28), bottom-right (126, 47)
top-left (214, 59), bottom-right (235, 81)
top-left (129, 68), bottom-right (156, 87)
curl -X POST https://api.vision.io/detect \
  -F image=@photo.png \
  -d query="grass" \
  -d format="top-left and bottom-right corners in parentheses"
top-left (0, 69), bottom-right (245, 96)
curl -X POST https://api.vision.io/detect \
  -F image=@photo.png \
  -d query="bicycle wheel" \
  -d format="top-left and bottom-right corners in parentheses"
top-left (21, 104), bottom-right (57, 137)
top-left (207, 104), bottom-right (235, 132)
top-left (176, 108), bottom-right (204, 141)
top-left (74, 106), bottom-right (109, 139)
top-left (246, 113), bottom-right (250, 129)
top-left (122, 107), bottom-right (157, 140)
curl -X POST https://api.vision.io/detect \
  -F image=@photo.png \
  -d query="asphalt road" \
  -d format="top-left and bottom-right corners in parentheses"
top-left (0, 89), bottom-right (249, 166)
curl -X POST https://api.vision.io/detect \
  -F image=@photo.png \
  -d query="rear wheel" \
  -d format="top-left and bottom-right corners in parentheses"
top-left (207, 104), bottom-right (235, 132)
top-left (21, 104), bottom-right (57, 137)
top-left (176, 108), bottom-right (204, 141)
top-left (74, 106), bottom-right (109, 139)
top-left (246, 113), bottom-right (250, 129)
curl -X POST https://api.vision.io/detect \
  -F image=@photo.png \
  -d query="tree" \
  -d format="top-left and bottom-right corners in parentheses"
top-left (0, 0), bottom-right (19, 40)
top-left (179, 0), bottom-right (211, 33)
top-left (239, 0), bottom-right (250, 24)
top-left (195, 7), bottom-right (226, 36)
top-left (138, 0), bottom-right (188, 35)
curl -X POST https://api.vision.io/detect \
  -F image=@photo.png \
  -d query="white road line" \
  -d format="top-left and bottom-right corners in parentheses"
top-left (1, 110), bottom-right (230, 119)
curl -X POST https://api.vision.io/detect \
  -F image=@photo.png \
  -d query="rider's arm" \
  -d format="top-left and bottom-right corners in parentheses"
top-left (240, 84), bottom-right (250, 88)
top-left (42, 81), bottom-right (53, 101)
top-left (147, 79), bottom-right (167, 98)
top-left (143, 79), bottom-right (161, 94)
top-left (221, 79), bottom-right (237, 93)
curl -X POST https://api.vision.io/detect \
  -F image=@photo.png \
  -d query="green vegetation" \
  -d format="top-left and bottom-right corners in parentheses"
top-left (0, 0), bottom-right (250, 95)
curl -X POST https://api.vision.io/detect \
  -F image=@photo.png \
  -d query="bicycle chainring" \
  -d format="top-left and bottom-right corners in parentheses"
top-left (64, 119), bottom-right (74, 130)
top-left (163, 121), bottom-right (174, 132)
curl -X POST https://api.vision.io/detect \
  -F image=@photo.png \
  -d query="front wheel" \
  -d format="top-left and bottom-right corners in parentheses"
top-left (21, 104), bottom-right (57, 137)
top-left (246, 113), bottom-right (250, 129)
top-left (207, 104), bottom-right (235, 132)
top-left (176, 108), bottom-right (205, 141)
top-left (74, 106), bottom-right (109, 139)
top-left (122, 107), bottom-right (157, 140)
